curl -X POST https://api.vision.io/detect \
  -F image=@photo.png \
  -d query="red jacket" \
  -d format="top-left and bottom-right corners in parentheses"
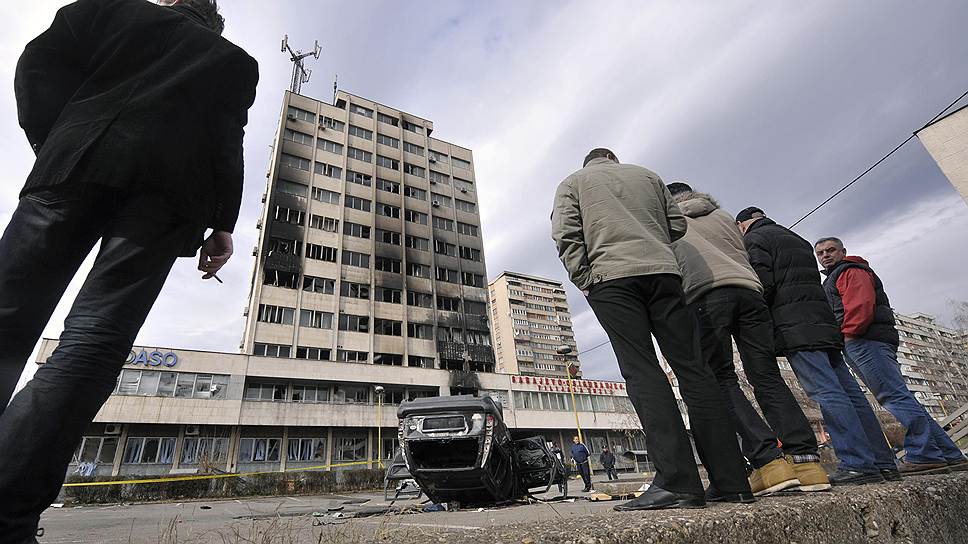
top-left (835, 256), bottom-right (878, 338)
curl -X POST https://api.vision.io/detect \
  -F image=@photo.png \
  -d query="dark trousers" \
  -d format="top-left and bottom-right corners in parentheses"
top-left (604, 467), bottom-right (618, 480)
top-left (0, 185), bottom-right (196, 541)
top-left (586, 274), bottom-right (750, 495)
top-left (576, 461), bottom-right (592, 490)
top-left (689, 287), bottom-right (819, 468)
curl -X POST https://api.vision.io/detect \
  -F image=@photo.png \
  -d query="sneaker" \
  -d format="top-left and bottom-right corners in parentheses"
top-left (880, 468), bottom-right (903, 481)
top-left (828, 469), bottom-right (884, 486)
top-left (785, 458), bottom-right (832, 492)
top-left (749, 458), bottom-right (801, 496)
top-left (898, 461), bottom-right (951, 476)
top-left (946, 457), bottom-right (968, 472)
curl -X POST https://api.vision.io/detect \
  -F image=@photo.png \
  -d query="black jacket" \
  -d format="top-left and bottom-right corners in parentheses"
top-left (15, 0), bottom-right (258, 240)
top-left (742, 218), bottom-right (843, 355)
top-left (599, 451), bottom-right (616, 468)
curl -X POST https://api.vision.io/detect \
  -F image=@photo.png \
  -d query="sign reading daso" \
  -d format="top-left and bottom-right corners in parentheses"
top-left (126, 349), bottom-right (178, 367)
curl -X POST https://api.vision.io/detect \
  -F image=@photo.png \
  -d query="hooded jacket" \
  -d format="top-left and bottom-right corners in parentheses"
top-left (742, 218), bottom-right (843, 354)
top-left (822, 256), bottom-right (899, 346)
top-left (670, 191), bottom-right (762, 304)
top-left (551, 157), bottom-right (687, 290)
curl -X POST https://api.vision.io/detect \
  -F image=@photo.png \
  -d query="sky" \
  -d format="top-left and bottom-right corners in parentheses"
top-left (2, 0), bottom-right (967, 386)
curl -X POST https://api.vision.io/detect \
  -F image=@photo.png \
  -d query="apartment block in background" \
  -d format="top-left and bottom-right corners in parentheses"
top-left (488, 271), bottom-right (579, 378)
top-left (894, 312), bottom-right (968, 419)
top-left (243, 90), bottom-right (495, 375)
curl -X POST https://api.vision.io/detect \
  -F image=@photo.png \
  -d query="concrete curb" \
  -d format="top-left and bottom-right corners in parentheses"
top-left (403, 472), bottom-right (968, 544)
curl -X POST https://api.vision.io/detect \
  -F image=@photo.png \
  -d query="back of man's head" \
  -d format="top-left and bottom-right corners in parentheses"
top-left (667, 182), bottom-right (693, 196)
top-left (735, 206), bottom-right (765, 224)
top-left (164, 0), bottom-right (225, 35)
top-left (583, 148), bottom-right (618, 167)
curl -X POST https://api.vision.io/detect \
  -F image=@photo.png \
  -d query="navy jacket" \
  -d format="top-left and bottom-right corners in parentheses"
top-left (570, 443), bottom-right (590, 464)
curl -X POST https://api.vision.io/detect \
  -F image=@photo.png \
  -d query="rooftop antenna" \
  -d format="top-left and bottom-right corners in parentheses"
top-left (333, 73), bottom-right (338, 104)
top-left (281, 35), bottom-right (321, 95)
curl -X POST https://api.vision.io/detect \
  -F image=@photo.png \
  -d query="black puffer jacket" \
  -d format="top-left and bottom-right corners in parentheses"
top-left (742, 218), bottom-right (843, 355)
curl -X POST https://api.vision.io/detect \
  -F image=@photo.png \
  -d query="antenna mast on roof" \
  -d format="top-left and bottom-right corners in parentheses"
top-left (333, 74), bottom-right (339, 104)
top-left (281, 35), bottom-right (321, 94)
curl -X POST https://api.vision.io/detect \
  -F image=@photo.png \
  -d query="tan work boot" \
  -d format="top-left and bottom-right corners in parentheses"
top-left (785, 457), bottom-right (832, 492)
top-left (749, 458), bottom-right (801, 496)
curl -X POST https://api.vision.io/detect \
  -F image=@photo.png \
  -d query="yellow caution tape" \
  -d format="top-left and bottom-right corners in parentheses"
top-left (62, 459), bottom-right (384, 487)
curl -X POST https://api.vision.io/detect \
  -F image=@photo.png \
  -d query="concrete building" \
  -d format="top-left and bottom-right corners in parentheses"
top-left (243, 90), bottom-right (494, 374)
top-left (917, 104), bottom-right (968, 207)
top-left (53, 341), bottom-right (641, 478)
top-left (488, 271), bottom-right (579, 378)
top-left (894, 312), bottom-right (968, 419)
top-left (56, 90), bottom-right (644, 480)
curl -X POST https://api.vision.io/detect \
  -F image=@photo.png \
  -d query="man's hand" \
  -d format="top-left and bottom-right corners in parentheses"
top-left (199, 231), bottom-right (233, 280)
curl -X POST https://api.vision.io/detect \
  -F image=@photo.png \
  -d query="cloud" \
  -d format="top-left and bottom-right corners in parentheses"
top-left (3, 0), bottom-right (968, 388)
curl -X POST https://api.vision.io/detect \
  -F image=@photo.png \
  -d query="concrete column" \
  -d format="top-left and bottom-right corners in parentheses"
top-left (227, 426), bottom-right (242, 473)
top-left (325, 427), bottom-right (334, 470)
top-left (111, 425), bottom-right (129, 477)
top-left (280, 426), bottom-right (290, 471)
top-left (171, 426), bottom-right (186, 471)
top-left (367, 428), bottom-right (374, 469)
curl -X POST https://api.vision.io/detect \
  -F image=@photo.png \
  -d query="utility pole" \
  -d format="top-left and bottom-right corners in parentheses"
top-left (281, 35), bottom-right (321, 94)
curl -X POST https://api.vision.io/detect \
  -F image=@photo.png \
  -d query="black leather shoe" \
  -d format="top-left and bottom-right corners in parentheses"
top-left (829, 469), bottom-right (884, 486)
top-left (704, 484), bottom-right (756, 504)
top-left (614, 485), bottom-right (705, 511)
top-left (880, 468), bottom-right (903, 481)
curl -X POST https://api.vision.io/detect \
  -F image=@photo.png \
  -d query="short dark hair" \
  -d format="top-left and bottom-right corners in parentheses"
top-left (185, 0), bottom-right (225, 34)
top-left (583, 148), bottom-right (618, 167)
top-left (814, 237), bottom-right (844, 249)
top-left (667, 182), bottom-right (693, 196)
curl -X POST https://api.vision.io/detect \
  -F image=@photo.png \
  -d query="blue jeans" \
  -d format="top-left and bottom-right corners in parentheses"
top-left (844, 338), bottom-right (964, 464)
top-left (788, 350), bottom-right (896, 473)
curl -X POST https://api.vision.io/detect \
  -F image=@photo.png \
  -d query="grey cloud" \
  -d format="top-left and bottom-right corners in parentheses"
top-left (3, 1), bottom-right (967, 385)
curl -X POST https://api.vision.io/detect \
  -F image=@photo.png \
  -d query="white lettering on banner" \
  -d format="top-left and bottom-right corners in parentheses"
top-left (125, 349), bottom-right (178, 367)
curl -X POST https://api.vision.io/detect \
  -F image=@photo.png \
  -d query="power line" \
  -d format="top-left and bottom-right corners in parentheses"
top-left (577, 339), bottom-right (611, 356)
top-left (570, 86), bottom-right (968, 363)
top-left (790, 87), bottom-right (968, 228)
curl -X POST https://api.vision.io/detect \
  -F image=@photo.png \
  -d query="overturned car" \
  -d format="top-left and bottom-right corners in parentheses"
top-left (394, 395), bottom-right (568, 505)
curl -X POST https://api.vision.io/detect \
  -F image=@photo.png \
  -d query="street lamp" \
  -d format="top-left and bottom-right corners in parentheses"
top-left (556, 346), bottom-right (583, 444)
top-left (374, 385), bottom-right (385, 469)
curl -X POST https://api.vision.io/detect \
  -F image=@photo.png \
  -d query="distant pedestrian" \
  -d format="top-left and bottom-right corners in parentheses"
top-left (552, 148), bottom-right (752, 510)
top-left (600, 446), bottom-right (618, 481)
top-left (815, 237), bottom-right (968, 474)
top-left (668, 183), bottom-right (829, 497)
top-left (737, 208), bottom-right (897, 485)
top-left (570, 436), bottom-right (593, 492)
top-left (0, 1), bottom-right (258, 540)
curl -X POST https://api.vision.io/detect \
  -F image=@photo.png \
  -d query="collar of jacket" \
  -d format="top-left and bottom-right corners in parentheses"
top-left (171, 4), bottom-right (209, 29)
top-left (585, 157), bottom-right (616, 167)
top-left (745, 217), bottom-right (775, 233)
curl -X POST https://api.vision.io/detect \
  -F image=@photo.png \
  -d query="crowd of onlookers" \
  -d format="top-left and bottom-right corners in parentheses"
top-left (552, 148), bottom-right (967, 511)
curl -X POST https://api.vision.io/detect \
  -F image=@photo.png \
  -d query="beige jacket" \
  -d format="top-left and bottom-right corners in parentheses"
top-left (551, 157), bottom-right (686, 290)
top-left (671, 191), bottom-right (762, 304)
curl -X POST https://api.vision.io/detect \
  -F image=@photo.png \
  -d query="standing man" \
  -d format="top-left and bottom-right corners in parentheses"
top-left (815, 237), bottom-right (968, 474)
top-left (0, 1), bottom-right (258, 541)
top-left (552, 148), bottom-right (752, 511)
top-left (571, 436), bottom-right (593, 492)
top-left (667, 183), bottom-right (829, 496)
top-left (600, 446), bottom-right (618, 481)
top-left (737, 208), bottom-right (897, 485)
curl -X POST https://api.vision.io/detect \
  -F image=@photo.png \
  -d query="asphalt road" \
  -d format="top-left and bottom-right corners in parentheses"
top-left (38, 473), bottom-right (626, 543)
